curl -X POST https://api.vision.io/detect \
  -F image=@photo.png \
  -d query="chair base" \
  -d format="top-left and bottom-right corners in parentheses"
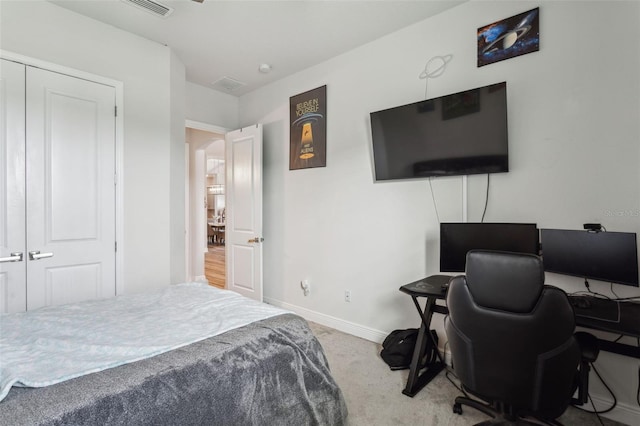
top-left (453, 396), bottom-right (563, 426)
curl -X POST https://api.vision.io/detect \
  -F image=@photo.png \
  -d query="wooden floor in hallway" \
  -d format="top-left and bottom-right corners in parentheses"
top-left (205, 244), bottom-right (225, 288)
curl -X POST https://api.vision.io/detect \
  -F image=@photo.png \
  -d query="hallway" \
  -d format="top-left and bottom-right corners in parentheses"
top-left (205, 244), bottom-right (225, 288)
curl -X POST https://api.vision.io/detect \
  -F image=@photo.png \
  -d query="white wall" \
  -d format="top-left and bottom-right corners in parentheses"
top-left (186, 81), bottom-right (239, 130)
top-left (0, 1), bottom-right (184, 293)
top-left (170, 51), bottom-right (187, 284)
top-left (239, 1), bottom-right (640, 423)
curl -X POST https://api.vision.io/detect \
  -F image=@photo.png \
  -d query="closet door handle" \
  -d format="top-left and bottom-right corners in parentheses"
top-left (29, 251), bottom-right (54, 261)
top-left (0, 252), bottom-right (23, 263)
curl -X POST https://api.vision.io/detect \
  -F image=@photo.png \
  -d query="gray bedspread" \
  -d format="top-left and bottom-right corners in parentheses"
top-left (0, 313), bottom-right (348, 426)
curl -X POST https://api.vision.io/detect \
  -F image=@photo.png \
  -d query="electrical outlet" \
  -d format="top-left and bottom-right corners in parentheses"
top-left (344, 290), bottom-right (351, 302)
top-left (301, 280), bottom-right (310, 296)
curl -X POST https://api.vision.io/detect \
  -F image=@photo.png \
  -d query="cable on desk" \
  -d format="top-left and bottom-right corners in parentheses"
top-left (610, 282), bottom-right (620, 299)
top-left (577, 280), bottom-right (640, 301)
top-left (582, 279), bottom-right (619, 302)
top-left (571, 285), bottom-right (635, 301)
top-left (613, 334), bottom-right (624, 343)
top-left (572, 288), bottom-right (612, 301)
top-left (569, 290), bottom-right (609, 300)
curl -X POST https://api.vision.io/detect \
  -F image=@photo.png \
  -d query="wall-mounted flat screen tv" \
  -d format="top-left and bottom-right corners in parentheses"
top-left (370, 82), bottom-right (508, 181)
top-left (440, 222), bottom-right (539, 272)
top-left (540, 229), bottom-right (639, 287)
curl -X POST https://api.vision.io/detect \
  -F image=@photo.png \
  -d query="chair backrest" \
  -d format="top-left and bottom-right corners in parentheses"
top-left (445, 250), bottom-right (580, 419)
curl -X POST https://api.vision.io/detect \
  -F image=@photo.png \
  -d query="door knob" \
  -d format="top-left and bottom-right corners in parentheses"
top-left (29, 251), bottom-right (54, 260)
top-left (0, 252), bottom-right (23, 263)
top-left (247, 237), bottom-right (264, 243)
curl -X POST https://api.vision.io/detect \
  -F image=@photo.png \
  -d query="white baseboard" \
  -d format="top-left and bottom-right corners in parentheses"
top-left (194, 275), bottom-right (207, 282)
top-left (590, 393), bottom-right (640, 426)
top-left (264, 296), bottom-right (455, 353)
top-left (263, 297), bottom-right (388, 344)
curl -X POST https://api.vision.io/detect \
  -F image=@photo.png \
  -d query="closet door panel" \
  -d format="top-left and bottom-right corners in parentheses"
top-left (49, 91), bottom-right (100, 240)
top-left (25, 67), bottom-right (116, 310)
top-left (0, 59), bottom-right (26, 313)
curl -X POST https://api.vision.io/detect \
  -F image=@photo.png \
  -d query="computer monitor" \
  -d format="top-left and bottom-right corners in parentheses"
top-left (440, 223), bottom-right (540, 272)
top-left (540, 229), bottom-right (639, 287)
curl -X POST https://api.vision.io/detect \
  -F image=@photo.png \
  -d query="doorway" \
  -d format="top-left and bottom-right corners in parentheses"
top-left (205, 153), bottom-right (226, 288)
top-left (185, 123), bottom-right (226, 287)
top-left (185, 122), bottom-right (264, 301)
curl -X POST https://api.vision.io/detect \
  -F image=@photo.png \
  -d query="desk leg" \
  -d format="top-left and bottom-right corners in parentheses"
top-left (402, 296), bottom-right (445, 397)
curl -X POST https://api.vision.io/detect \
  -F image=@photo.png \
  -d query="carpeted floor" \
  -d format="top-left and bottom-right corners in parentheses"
top-left (309, 321), bottom-right (625, 426)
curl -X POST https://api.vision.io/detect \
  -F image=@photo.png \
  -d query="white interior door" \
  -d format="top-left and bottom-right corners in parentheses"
top-left (225, 124), bottom-right (263, 301)
top-left (25, 67), bottom-right (116, 310)
top-left (0, 59), bottom-right (27, 313)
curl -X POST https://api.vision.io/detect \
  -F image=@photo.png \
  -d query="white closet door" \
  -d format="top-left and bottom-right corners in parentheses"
top-left (0, 59), bottom-right (27, 313)
top-left (25, 67), bottom-right (116, 310)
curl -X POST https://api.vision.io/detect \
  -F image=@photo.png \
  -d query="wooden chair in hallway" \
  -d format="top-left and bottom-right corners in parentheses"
top-left (207, 224), bottom-right (215, 245)
top-left (214, 228), bottom-right (225, 245)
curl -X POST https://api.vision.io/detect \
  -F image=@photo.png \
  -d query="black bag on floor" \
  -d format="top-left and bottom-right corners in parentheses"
top-left (380, 328), bottom-right (438, 371)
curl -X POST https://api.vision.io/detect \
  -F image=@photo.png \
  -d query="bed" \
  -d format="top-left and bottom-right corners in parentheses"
top-left (0, 283), bottom-right (348, 425)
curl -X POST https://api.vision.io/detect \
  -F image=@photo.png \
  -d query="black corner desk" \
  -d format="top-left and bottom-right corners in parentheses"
top-left (399, 275), bottom-right (640, 398)
top-left (569, 295), bottom-right (640, 359)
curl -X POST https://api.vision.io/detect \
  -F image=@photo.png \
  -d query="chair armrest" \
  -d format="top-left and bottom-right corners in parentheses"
top-left (575, 331), bottom-right (599, 363)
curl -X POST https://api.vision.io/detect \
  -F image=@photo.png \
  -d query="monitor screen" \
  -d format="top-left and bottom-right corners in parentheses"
top-left (440, 223), bottom-right (539, 272)
top-left (540, 229), bottom-right (639, 287)
top-left (370, 82), bottom-right (508, 181)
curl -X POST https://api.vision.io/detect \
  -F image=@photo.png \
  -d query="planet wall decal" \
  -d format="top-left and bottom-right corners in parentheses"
top-left (477, 8), bottom-right (539, 68)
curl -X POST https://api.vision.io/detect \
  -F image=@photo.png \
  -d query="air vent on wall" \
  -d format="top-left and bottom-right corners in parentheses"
top-left (121, 0), bottom-right (174, 18)
top-left (211, 77), bottom-right (247, 92)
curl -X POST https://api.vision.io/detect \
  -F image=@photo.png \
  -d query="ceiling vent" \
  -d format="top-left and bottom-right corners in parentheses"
top-left (121, 0), bottom-right (174, 18)
top-left (211, 77), bottom-right (247, 93)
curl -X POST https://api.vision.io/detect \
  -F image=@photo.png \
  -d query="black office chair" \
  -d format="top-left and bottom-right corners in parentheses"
top-left (444, 250), bottom-right (598, 425)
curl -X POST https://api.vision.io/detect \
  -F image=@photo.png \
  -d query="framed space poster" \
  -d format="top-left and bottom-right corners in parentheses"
top-left (289, 85), bottom-right (327, 170)
top-left (477, 8), bottom-right (539, 67)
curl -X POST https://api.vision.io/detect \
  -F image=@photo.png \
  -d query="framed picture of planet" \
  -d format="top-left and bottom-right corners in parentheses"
top-left (477, 8), bottom-right (539, 67)
top-left (289, 85), bottom-right (327, 170)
